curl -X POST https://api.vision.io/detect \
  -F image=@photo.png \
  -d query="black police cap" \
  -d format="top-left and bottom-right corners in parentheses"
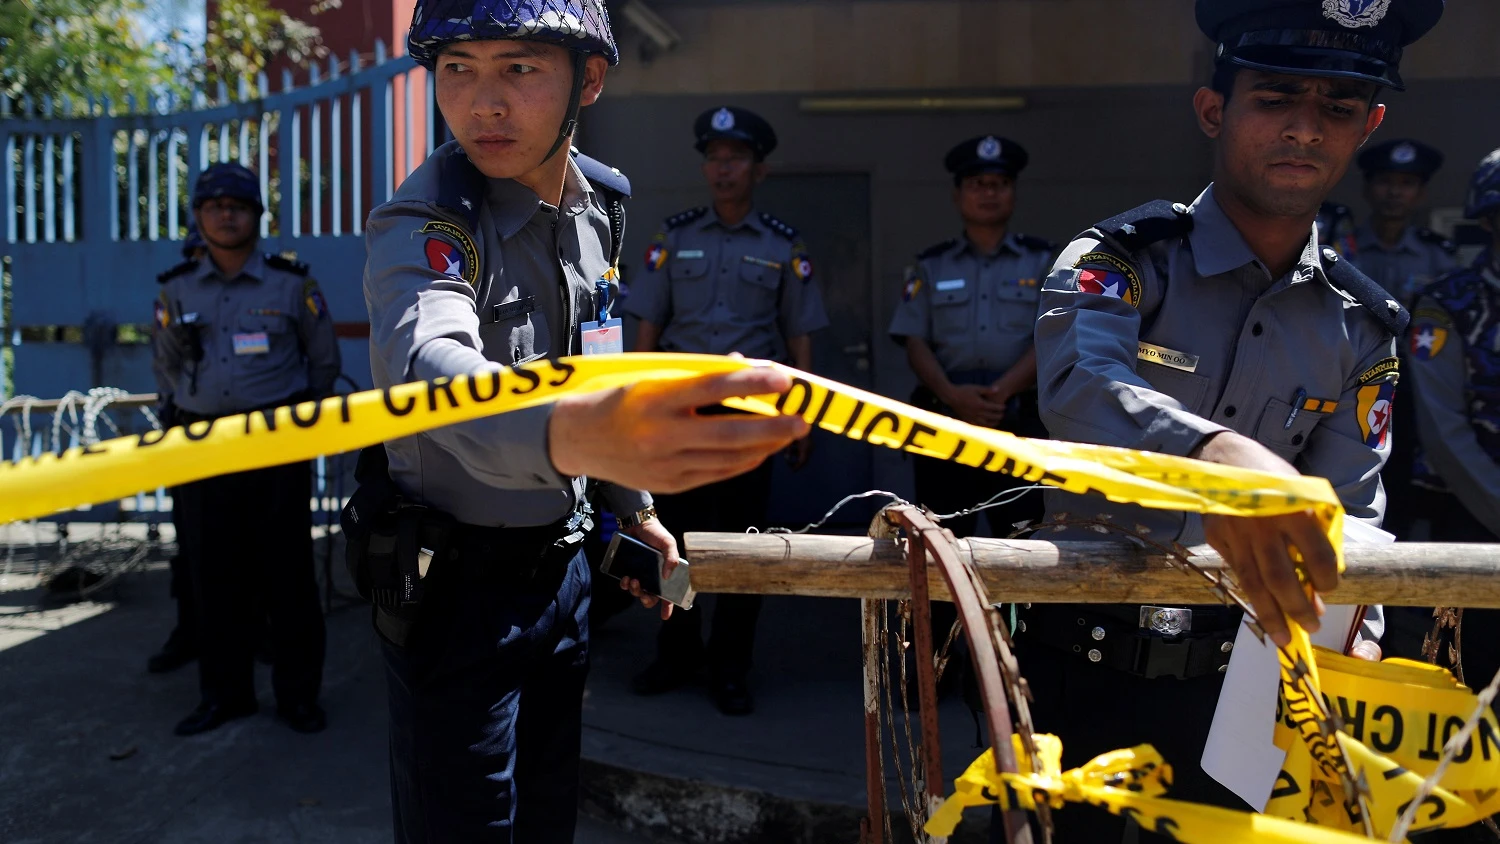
top-left (1198, 0), bottom-right (1444, 91)
top-left (945, 135), bottom-right (1028, 183)
top-left (1358, 138), bottom-right (1443, 179)
top-left (694, 107), bottom-right (777, 159)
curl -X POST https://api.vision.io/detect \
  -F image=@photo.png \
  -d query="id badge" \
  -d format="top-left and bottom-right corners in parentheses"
top-left (232, 332), bottom-right (270, 355)
top-left (580, 318), bottom-right (624, 356)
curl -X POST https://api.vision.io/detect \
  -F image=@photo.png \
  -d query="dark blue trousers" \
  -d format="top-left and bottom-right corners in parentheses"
top-left (382, 549), bottom-right (590, 844)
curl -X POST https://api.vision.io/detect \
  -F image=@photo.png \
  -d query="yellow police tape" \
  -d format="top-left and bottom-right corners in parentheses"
top-left (0, 352), bottom-right (1491, 838)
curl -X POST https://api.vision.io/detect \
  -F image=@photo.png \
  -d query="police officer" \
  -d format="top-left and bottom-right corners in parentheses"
top-left (889, 135), bottom-right (1053, 538)
top-left (368, 4), bottom-right (807, 840)
top-left (153, 162), bottom-right (340, 735)
top-left (623, 106), bottom-right (828, 716)
top-left (1350, 139), bottom-right (1460, 540)
top-left (1026, 1), bottom-right (1442, 840)
top-left (1392, 151), bottom-right (1500, 790)
top-left (1353, 138), bottom-right (1458, 306)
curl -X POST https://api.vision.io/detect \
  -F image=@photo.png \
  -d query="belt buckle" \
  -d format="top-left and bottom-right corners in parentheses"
top-left (1139, 606), bottom-right (1192, 637)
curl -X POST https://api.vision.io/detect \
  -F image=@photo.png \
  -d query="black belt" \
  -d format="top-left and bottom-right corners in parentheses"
top-left (439, 508), bottom-right (593, 586)
top-left (1018, 604), bottom-right (1240, 680)
top-left (177, 393), bottom-right (312, 426)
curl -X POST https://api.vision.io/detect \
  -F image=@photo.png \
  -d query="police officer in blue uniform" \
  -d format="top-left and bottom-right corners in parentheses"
top-left (362, 3), bottom-right (808, 840)
top-left (1353, 138), bottom-right (1457, 306)
top-left (623, 106), bottom-right (829, 716)
top-left (1389, 153), bottom-right (1500, 804)
top-left (1026, 1), bottom-right (1441, 840)
top-left (153, 163), bottom-right (340, 735)
top-left (889, 135), bottom-right (1053, 538)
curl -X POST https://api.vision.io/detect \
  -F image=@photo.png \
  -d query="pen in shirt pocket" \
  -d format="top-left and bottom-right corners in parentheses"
top-left (1285, 387), bottom-right (1307, 430)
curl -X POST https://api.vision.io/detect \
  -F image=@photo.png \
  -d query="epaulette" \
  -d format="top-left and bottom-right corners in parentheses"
top-left (759, 212), bottom-right (799, 241)
top-left (156, 259), bottom-right (198, 284)
top-left (571, 149), bottom-right (631, 200)
top-left (264, 253), bottom-right (310, 276)
top-left (1415, 227), bottom-right (1458, 255)
top-left (916, 239), bottom-right (958, 261)
top-left (1321, 246), bottom-right (1410, 337)
top-left (1014, 233), bottom-right (1057, 254)
top-left (434, 143), bottom-right (486, 232)
top-left (1091, 200), bottom-right (1194, 253)
top-left (664, 207), bottom-right (708, 230)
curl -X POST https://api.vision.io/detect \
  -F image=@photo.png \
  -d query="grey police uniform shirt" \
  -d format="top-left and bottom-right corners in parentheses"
top-left (153, 251), bottom-right (341, 417)
top-left (622, 207), bottom-right (829, 361)
top-left (888, 233), bottom-right (1055, 374)
top-left (364, 140), bottom-right (649, 529)
top-left (1352, 224), bottom-right (1458, 306)
top-left (1036, 184), bottom-right (1399, 545)
top-left (1408, 267), bottom-right (1500, 533)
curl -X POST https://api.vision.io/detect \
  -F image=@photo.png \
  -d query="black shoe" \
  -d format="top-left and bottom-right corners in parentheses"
top-left (276, 702), bottom-right (327, 734)
top-left (173, 700), bottom-right (257, 736)
top-left (711, 676), bottom-right (754, 716)
top-left (146, 640), bottom-right (197, 674)
top-left (631, 660), bottom-right (694, 696)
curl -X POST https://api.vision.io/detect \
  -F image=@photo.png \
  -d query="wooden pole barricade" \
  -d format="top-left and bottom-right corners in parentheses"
top-left (682, 534), bottom-right (1500, 608)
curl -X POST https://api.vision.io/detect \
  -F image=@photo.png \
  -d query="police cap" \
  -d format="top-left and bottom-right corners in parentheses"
top-left (694, 107), bottom-right (777, 160)
top-left (1358, 138), bottom-right (1444, 179)
top-left (945, 136), bottom-right (1028, 184)
top-left (1197, 0), bottom-right (1445, 91)
top-left (192, 162), bottom-right (263, 213)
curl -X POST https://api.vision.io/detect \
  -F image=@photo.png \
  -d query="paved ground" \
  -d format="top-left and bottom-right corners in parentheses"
top-left (0, 523), bottom-right (991, 843)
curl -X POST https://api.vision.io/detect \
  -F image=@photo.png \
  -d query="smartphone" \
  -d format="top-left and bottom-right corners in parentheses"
top-left (600, 532), bottom-right (696, 610)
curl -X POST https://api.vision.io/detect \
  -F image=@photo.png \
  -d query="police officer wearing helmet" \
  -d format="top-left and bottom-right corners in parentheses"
top-left (1353, 138), bottom-right (1457, 306)
top-left (1390, 150), bottom-right (1500, 772)
top-left (365, 3), bottom-right (808, 839)
top-left (889, 135), bottom-right (1053, 539)
top-left (1026, 0), bottom-right (1442, 839)
top-left (152, 161), bottom-right (340, 736)
top-left (624, 105), bottom-right (828, 716)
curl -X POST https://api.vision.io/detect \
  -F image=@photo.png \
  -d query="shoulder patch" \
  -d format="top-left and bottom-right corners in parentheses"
top-left (759, 212), bottom-right (799, 241)
top-left (916, 239), bottom-right (958, 261)
top-left (572, 150), bottom-right (631, 199)
top-left (790, 242), bottom-right (813, 283)
top-left (1323, 251), bottom-right (1409, 337)
top-left (421, 219), bottom-right (481, 287)
top-left (1357, 356), bottom-right (1400, 386)
top-left (264, 253), bottom-right (310, 276)
top-left (1015, 233), bottom-right (1057, 254)
top-left (1091, 200), bottom-right (1194, 253)
top-left (435, 144), bottom-right (486, 232)
top-left (664, 207), bottom-right (708, 230)
top-left (1409, 307), bottom-right (1452, 360)
top-left (1072, 251), bottom-right (1143, 308)
top-left (1415, 227), bottom-right (1458, 255)
top-left (302, 278), bottom-right (329, 319)
top-left (156, 259), bottom-right (198, 284)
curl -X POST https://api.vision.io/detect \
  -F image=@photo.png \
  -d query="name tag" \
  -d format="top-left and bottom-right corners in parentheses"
top-left (1137, 341), bottom-right (1198, 373)
top-left (232, 332), bottom-right (270, 356)
top-left (676, 250), bottom-right (705, 259)
top-left (742, 255), bottom-right (783, 271)
top-left (581, 318), bottom-right (624, 356)
top-left (492, 295), bottom-right (536, 323)
top-left (934, 279), bottom-right (966, 292)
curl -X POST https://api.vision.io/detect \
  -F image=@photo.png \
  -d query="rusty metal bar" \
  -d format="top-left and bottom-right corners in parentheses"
top-left (905, 526), bottom-right (946, 830)
top-left (885, 505), bottom-right (1033, 844)
top-left (861, 597), bottom-right (886, 844)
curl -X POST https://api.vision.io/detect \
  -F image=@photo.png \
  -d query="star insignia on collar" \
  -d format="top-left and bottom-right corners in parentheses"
top-left (1120, 223), bottom-right (1137, 236)
top-left (460, 197), bottom-right (473, 210)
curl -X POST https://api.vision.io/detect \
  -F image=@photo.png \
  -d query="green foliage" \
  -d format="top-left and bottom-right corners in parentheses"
top-left (0, 0), bottom-right (338, 107)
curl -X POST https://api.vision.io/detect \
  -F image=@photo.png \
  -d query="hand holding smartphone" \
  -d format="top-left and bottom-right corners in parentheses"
top-left (600, 532), bottom-right (696, 610)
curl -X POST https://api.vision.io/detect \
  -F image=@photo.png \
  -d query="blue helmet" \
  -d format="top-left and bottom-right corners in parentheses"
top-left (1465, 148), bottom-right (1500, 220)
top-left (191, 163), bottom-right (263, 213)
top-left (407, 0), bottom-right (619, 69)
